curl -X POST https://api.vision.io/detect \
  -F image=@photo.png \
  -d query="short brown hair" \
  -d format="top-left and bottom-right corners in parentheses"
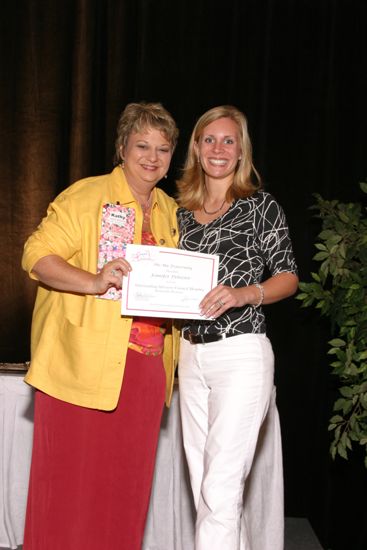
top-left (114, 102), bottom-right (179, 165)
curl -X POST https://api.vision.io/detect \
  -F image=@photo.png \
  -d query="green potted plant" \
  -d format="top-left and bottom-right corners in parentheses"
top-left (296, 182), bottom-right (367, 466)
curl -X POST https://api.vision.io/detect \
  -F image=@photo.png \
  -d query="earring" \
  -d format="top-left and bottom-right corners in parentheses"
top-left (164, 174), bottom-right (168, 179)
top-left (120, 158), bottom-right (125, 168)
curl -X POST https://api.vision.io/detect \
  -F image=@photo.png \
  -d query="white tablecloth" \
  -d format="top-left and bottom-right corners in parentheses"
top-left (143, 386), bottom-right (195, 550)
top-left (0, 374), bottom-right (34, 549)
top-left (0, 374), bottom-right (283, 550)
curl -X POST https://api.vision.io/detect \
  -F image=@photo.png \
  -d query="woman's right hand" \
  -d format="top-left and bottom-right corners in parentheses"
top-left (94, 258), bottom-right (132, 294)
top-left (31, 254), bottom-right (132, 295)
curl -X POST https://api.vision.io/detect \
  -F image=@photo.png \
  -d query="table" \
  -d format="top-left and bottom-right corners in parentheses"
top-left (0, 370), bottom-right (283, 550)
top-left (0, 372), bottom-right (34, 550)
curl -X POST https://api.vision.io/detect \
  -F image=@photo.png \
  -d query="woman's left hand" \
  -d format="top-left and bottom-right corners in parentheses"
top-left (199, 273), bottom-right (299, 319)
top-left (199, 285), bottom-right (248, 319)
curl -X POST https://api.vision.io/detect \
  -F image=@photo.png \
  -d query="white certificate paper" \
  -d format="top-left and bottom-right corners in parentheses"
top-left (121, 244), bottom-right (219, 319)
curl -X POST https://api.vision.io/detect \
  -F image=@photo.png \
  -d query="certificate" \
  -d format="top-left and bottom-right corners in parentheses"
top-left (121, 244), bottom-right (219, 319)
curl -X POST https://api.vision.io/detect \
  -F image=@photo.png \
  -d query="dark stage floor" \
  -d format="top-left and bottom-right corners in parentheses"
top-left (285, 517), bottom-right (324, 550)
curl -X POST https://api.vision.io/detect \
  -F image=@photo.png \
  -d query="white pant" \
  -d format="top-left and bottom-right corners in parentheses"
top-left (178, 333), bottom-right (278, 550)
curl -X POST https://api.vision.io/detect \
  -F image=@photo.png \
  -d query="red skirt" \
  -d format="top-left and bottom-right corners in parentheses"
top-left (23, 349), bottom-right (166, 550)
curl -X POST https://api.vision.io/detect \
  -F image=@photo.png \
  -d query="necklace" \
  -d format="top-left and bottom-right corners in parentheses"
top-left (132, 192), bottom-right (151, 214)
top-left (141, 198), bottom-right (151, 214)
top-left (203, 198), bottom-right (226, 215)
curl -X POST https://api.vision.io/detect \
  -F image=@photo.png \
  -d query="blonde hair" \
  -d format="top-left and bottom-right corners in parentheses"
top-left (176, 105), bottom-right (262, 210)
top-left (114, 102), bottom-right (179, 165)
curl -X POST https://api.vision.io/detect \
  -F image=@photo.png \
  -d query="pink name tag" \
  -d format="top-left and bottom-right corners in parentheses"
top-left (97, 203), bottom-right (135, 300)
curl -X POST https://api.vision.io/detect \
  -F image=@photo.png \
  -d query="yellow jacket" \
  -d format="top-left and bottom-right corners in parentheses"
top-left (22, 167), bottom-right (179, 410)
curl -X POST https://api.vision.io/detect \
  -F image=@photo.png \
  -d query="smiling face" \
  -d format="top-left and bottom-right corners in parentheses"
top-left (194, 117), bottom-right (242, 184)
top-left (121, 126), bottom-right (173, 189)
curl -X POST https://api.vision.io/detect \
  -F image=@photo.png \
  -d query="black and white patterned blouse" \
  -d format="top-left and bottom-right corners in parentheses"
top-left (177, 192), bottom-right (298, 335)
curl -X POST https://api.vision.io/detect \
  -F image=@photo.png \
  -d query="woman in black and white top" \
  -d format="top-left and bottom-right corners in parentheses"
top-left (176, 105), bottom-right (298, 550)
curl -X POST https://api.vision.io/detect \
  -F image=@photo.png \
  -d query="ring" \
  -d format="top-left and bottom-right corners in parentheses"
top-left (217, 298), bottom-right (225, 307)
top-left (111, 269), bottom-right (118, 276)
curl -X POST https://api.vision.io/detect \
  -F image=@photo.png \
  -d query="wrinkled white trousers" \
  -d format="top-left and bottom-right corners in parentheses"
top-left (178, 333), bottom-right (283, 550)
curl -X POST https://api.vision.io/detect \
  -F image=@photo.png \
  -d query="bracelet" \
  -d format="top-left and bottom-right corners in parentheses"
top-left (253, 283), bottom-right (264, 308)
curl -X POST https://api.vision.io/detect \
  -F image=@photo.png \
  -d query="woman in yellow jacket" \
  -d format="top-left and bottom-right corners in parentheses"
top-left (22, 102), bottom-right (179, 550)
